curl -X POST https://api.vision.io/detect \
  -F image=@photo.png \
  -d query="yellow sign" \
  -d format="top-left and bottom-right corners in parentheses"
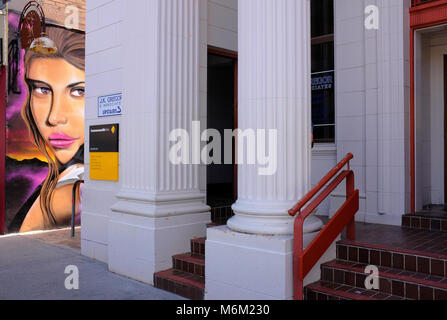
top-left (89, 124), bottom-right (119, 181)
top-left (90, 152), bottom-right (119, 181)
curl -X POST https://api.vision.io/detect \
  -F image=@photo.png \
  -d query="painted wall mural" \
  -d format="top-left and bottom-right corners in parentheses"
top-left (5, 11), bottom-right (85, 233)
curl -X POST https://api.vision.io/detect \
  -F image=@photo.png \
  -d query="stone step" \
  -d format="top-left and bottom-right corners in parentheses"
top-left (172, 253), bottom-right (205, 277)
top-left (321, 260), bottom-right (447, 300)
top-left (190, 237), bottom-right (205, 257)
top-left (154, 269), bottom-right (204, 300)
top-left (336, 240), bottom-right (447, 277)
top-left (305, 281), bottom-right (400, 300)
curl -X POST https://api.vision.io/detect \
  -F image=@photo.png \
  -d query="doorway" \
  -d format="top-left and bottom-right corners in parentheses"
top-left (444, 55), bottom-right (447, 205)
top-left (206, 47), bottom-right (237, 224)
top-left (414, 28), bottom-right (447, 212)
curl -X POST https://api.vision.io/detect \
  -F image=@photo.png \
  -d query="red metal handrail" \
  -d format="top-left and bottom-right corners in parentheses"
top-left (411, 0), bottom-right (439, 7)
top-left (289, 153), bottom-right (359, 300)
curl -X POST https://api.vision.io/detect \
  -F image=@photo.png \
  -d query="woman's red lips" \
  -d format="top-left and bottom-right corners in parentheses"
top-left (49, 133), bottom-right (77, 149)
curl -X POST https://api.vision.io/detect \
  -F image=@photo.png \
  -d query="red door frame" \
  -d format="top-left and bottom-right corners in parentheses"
top-left (0, 66), bottom-right (6, 235)
top-left (410, 0), bottom-right (447, 213)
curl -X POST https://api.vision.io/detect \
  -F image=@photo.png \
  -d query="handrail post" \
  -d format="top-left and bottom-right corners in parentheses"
top-left (71, 180), bottom-right (83, 238)
top-left (346, 170), bottom-right (355, 241)
top-left (293, 213), bottom-right (304, 300)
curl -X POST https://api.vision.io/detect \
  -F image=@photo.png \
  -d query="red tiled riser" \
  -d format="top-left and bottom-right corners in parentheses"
top-left (211, 206), bottom-right (234, 225)
top-left (402, 215), bottom-right (447, 233)
top-left (336, 242), bottom-right (447, 277)
top-left (304, 281), bottom-right (401, 300)
top-left (154, 270), bottom-right (204, 300)
top-left (321, 261), bottom-right (447, 300)
top-left (173, 254), bottom-right (205, 277)
top-left (191, 238), bottom-right (205, 256)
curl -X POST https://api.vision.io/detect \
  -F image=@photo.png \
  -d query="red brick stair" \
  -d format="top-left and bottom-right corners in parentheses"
top-left (154, 237), bottom-right (206, 300)
top-left (305, 230), bottom-right (447, 300)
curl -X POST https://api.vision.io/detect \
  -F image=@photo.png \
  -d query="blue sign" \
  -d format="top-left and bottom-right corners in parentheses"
top-left (98, 93), bottom-right (123, 117)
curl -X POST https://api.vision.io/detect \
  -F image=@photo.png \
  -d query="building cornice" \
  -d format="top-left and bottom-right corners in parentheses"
top-left (410, 0), bottom-right (447, 29)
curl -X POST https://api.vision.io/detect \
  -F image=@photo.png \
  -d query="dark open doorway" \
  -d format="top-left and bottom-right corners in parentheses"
top-left (207, 47), bottom-right (237, 224)
top-left (445, 55), bottom-right (447, 204)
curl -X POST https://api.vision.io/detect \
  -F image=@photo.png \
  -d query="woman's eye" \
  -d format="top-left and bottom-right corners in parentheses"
top-left (34, 87), bottom-right (51, 95)
top-left (71, 87), bottom-right (85, 97)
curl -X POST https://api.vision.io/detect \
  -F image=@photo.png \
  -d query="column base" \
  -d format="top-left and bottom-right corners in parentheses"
top-left (107, 210), bottom-right (210, 285)
top-left (229, 200), bottom-right (324, 235)
top-left (205, 226), bottom-right (338, 300)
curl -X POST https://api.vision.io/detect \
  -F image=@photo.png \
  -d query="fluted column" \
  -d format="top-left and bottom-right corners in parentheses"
top-left (228, 0), bottom-right (322, 235)
top-left (107, 0), bottom-right (209, 284)
top-left (111, 0), bottom-right (209, 217)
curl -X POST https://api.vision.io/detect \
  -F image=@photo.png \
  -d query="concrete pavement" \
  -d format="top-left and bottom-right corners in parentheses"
top-left (0, 229), bottom-right (185, 300)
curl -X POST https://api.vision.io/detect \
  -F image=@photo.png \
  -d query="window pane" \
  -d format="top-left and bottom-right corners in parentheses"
top-left (311, 0), bottom-right (334, 38)
top-left (311, 42), bottom-right (334, 73)
top-left (312, 72), bottom-right (335, 143)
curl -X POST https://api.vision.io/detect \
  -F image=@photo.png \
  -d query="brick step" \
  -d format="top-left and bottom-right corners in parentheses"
top-left (207, 222), bottom-right (222, 228)
top-left (172, 253), bottom-right (205, 277)
top-left (402, 214), bottom-right (447, 233)
top-left (321, 260), bottom-right (447, 300)
top-left (305, 281), bottom-right (401, 300)
top-left (337, 240), bottom-right (447, 277)
top-left (190, 237), bottom-right (205, 257)
top-left (154, 269), bottom-right (204, 300)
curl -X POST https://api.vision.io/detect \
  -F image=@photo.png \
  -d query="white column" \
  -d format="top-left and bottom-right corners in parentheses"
top-left (228, 0), bottom-right (322, 236)
top-left (206, 0), bottom-right (332, 301)
top-left (108, 0), bottom-right (210, 285)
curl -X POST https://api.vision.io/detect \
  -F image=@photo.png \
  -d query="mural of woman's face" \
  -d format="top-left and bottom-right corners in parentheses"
top-left (27, 58), bottom-right (85, 165)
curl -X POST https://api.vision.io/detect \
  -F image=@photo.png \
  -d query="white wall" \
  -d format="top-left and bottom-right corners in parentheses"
top-left (333, 0), bottom-right (411, 225)
top-left (82, 0), bottom-right (124, 263)
top-left (207, 0), bottom-right (237, 52)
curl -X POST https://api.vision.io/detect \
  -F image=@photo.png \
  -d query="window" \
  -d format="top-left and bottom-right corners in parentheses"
top-left (311, 0), bottom-right (335, 143)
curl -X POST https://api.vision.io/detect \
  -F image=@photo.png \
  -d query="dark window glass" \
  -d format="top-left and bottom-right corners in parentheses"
top-left (311, 0), bottom-right (334, 143)
top-left (311, 0), bottom-right (334, 38)
top-left (311, 42), bottom-right (334, 73)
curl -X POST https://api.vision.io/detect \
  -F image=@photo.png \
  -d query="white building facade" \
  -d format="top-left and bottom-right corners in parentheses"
top-left (83, 0), bottom-right (445, 299)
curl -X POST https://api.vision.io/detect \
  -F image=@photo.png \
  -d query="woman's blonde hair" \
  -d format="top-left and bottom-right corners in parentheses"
top-left (22, 26), bottom-right (85, 227)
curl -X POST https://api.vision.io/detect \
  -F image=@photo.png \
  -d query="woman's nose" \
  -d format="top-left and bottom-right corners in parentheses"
top-left (48, 93), bottom-right (68, 126)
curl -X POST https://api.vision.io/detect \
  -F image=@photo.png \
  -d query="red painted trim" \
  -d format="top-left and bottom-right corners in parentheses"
top-left (0, 66), bottom-right (5, 235)
top-left (410, 28), bottom-right (415, 214)
top-left (410, 0), bottom-right (447, 28)
top-left (409, 1), bottom-right (447, 213)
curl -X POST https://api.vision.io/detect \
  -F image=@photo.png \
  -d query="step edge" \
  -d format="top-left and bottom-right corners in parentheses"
top-left (306, 282), bottom-right (380, 300)
top-left (337, 240), bottom-right (447, 260)
top-left (173, 253), bottom-right (205, 265)
top-left (322, 261), bottom-right (447, 290)
top-left (154, 269), bottom-right (205, 290)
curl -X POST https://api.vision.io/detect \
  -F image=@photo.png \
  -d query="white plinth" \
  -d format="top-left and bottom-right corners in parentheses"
top-left (107, 211), bottom-right (210, 285)
top-left (205, 226), bottom-right (338, 300)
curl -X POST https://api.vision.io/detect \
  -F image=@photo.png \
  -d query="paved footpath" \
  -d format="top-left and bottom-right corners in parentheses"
top-left (0, 228), bottom-right (184, 300)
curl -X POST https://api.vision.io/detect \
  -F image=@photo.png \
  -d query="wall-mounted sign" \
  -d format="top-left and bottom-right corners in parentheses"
top-left (311, 71), bottom-right (335, 124)
top-left (89, 124), bottom-right (119, 181)
top-left (98, 93), bottom-right (123, 117)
